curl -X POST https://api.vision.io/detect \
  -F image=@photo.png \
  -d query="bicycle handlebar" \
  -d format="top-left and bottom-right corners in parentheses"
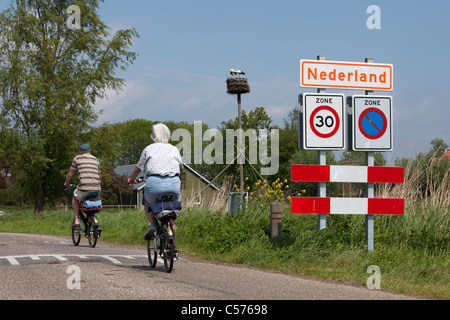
top-left (64, 183), bottom-right (76, 192)
top-left (128, 177), bottom-right (144, 185)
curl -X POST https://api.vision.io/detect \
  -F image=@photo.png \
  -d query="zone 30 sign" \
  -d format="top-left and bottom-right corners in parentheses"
top-left (301, 93), bottom-right (345, 150)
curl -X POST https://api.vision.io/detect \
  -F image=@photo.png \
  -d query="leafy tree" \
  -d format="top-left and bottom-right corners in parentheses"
top-left (215, 107), bottom-right (277, 188)
top-left (0, 0), bottom-right (139, 214)
top-left (283, 105), bottom-right (299, 131)
top-left (430, 138), bottom-right (448, 158)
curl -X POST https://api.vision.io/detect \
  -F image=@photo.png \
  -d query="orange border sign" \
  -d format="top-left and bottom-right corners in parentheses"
top-left (300, 60), bottom-right (393, 91)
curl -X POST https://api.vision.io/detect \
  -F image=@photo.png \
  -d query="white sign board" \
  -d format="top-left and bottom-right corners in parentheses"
top-left (352, 95), bottom-right (393, 151)
top-left (302, 93), bottom-right (345, 150)
top-left (300, 59), bottom-right (393, 91)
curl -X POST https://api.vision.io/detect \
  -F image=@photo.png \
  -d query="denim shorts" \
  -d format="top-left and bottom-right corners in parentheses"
top-left (73, 188), bottom-right (100, 201)
top-left (144, 176), bottom-right (180, 204)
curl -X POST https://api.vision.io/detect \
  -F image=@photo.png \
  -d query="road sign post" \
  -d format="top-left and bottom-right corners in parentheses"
top-left (364, 57), bottom-right (374, 252)
top-left (298, 56), bottom-right (398, 251)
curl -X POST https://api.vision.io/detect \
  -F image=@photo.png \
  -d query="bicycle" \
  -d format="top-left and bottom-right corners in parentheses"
top-left (146, 193), bottom-right (180, 273)
top-left (66, 184), bottom-right (102, 248)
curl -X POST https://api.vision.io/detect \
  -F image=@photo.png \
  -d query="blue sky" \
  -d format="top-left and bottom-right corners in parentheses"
top-left (2, 0), bottom-right (450, 161)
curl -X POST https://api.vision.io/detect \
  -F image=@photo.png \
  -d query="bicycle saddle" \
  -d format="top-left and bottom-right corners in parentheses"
top-left (84, 191), bottom-right (99, 200)
top-left (157, 193), bottom-right (177, 202)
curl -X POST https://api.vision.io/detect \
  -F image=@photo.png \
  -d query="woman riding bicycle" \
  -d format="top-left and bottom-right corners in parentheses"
top-left (128, 123), bottom-right (183, 241)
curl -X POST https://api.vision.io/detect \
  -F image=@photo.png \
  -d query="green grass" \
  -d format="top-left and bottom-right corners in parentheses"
top-left (0, 203), bottom-right (448, 299)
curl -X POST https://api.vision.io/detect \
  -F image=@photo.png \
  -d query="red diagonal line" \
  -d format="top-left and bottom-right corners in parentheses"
top-left (364, 114), bottom-right (382, 133)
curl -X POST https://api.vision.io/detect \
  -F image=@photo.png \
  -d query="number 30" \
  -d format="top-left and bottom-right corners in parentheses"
top-left (315, 115), bottom-right (334, 128)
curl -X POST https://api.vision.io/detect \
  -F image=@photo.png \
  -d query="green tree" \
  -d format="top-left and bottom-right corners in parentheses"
top-left (0, 0), bottom-right (139, 214)
top-left (430, 138), bottom-right (448, 158)
top-left (217, 107), bottom-right (276, 188)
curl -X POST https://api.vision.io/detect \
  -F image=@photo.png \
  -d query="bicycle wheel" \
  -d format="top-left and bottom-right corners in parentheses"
top-left (162, 228), bottom-right (174, 273)
top-left (71, 221), bottom-right (81, 246)
top-left (147, 236), bottom-right (158, 268)
top-left (86, 217), bottom-right (98, 248)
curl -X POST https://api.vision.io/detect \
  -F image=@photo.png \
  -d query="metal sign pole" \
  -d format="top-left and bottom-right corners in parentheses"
top-left (365, 58), bottom-right (375, 252)
top-left (237, 93), bottom-right (244, 192)
top-left (317, 55), bottom-right (327, 230)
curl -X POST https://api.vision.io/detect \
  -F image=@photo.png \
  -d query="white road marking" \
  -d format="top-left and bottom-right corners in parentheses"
top-left (0, 254), bottom-right (148, 266)
top-left (5, 256), bottom-right (19, 265)
top-left (101, 255), bottom-right (122, 265)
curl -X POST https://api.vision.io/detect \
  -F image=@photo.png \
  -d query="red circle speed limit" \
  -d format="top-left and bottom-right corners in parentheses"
top-left (310, 105), bottom-right (340, 138)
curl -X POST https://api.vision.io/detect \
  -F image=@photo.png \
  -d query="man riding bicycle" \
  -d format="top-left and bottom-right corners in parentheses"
top-left (127, 123), bottom-right (183, 241)
top-left (64, 144), bottom-right (101, 230)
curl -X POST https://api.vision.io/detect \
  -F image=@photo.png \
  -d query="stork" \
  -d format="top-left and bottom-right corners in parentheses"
top-left (230, 68), bottom-right (245, 77)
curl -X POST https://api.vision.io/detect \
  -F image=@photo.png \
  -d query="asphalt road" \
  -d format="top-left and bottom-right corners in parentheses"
top-left (0, 233), bottom-right (418, 301)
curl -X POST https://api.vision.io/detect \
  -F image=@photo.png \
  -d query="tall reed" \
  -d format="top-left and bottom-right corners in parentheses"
top-left (377, 155), bottom-right (449, 252)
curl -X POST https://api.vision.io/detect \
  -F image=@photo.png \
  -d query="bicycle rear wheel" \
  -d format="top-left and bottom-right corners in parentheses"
top-left (147, 236), bottom-right (158, 268)
top-left (162, 228), bottom-right (174, 273)
top-left (86, 217), bottom-right (99, 248)
top-left (71, 223), bottom-right (81, 246)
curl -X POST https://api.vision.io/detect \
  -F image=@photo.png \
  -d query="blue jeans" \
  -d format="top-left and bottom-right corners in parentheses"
top-left (144, 176), bottom-right (180, 204)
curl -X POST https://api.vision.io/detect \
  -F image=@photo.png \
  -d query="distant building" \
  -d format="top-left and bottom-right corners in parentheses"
top-left (439, 149), bottom-right (450, 161)
top-left (113, 163), bottom-right (219, 209)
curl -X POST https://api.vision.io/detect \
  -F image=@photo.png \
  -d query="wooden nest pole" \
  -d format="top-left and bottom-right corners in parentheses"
top-left (226, 77), bottom-right (250, 192)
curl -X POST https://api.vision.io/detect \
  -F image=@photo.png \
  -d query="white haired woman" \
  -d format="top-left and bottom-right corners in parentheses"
top-left (128, 123), bottom-right (183, 241)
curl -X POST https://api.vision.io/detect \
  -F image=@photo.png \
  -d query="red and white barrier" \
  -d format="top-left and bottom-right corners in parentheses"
top-left (291, 197), bottom-right (404, 215)
top-left (291, 165), bottom-right (404, 183)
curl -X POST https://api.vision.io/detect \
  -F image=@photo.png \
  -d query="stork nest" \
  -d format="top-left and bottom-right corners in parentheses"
top-left (226, 78), bottom-right (250, 94)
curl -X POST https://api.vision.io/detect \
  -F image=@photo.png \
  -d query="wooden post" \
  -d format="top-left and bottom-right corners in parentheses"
top-left (270, 203), bottom-right (282, 239)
